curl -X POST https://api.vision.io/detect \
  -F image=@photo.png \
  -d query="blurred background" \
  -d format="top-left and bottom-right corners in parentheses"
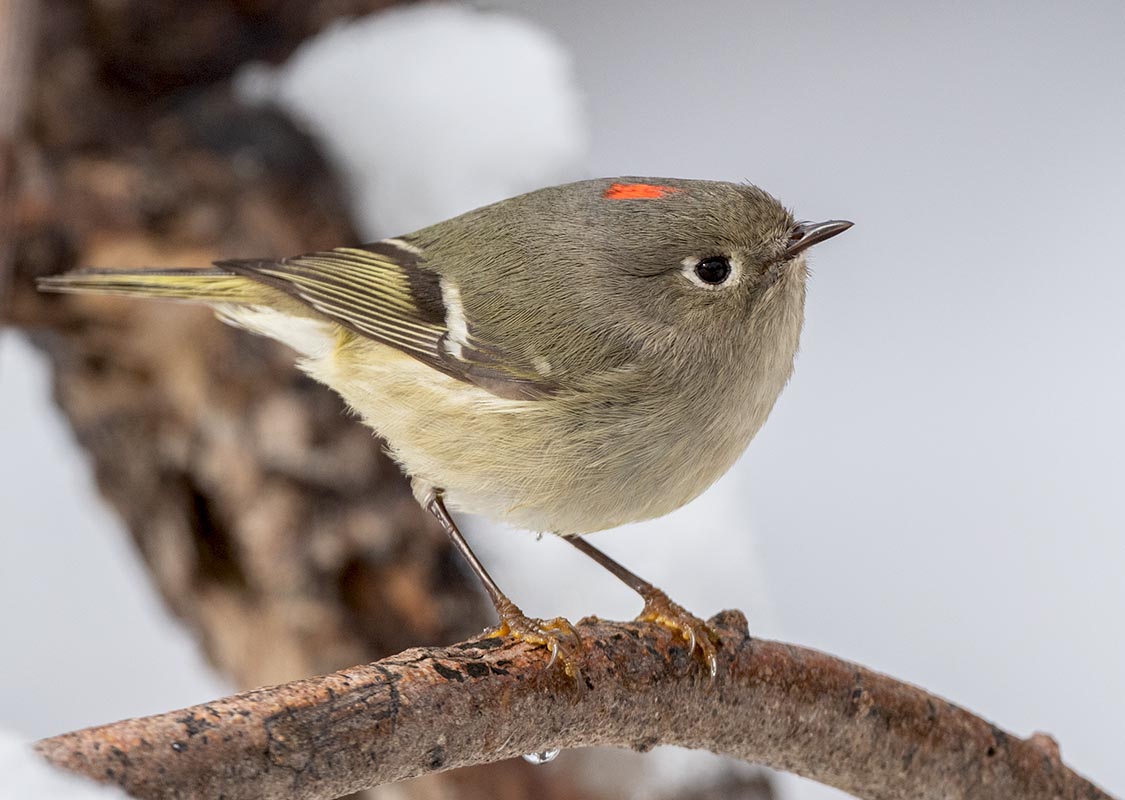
top-left (1, 2), bottom-right (1122, 799)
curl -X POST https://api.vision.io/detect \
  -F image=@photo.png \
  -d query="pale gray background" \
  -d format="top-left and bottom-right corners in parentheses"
top-left (2, 2), bottom-right (1123, 799)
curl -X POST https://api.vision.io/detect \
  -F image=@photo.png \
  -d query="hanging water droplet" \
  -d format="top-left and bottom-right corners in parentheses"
top-left (522, 747), bottom-right (560, 765)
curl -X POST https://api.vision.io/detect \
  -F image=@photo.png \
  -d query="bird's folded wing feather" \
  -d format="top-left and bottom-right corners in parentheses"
top-left (218, 241), bottom-right (558, 401)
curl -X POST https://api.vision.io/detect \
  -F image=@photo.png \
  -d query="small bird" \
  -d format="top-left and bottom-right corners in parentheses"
top-left (40, 177), bottom-right (850, 680)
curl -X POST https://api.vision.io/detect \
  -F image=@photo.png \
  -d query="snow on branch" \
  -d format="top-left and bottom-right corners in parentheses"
top-left (34, 611), bottom-right (1111, 800)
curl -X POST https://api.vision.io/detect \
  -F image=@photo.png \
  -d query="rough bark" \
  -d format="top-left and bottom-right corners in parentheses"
top-left (34, 611), bottom-right (1112, 800)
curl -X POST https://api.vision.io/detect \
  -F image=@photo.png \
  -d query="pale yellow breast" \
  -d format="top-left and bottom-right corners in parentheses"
top-left (300, 332), bottom-right (783, 535)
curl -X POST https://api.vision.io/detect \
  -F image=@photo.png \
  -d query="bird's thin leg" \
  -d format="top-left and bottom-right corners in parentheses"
top-left (424, 492), bottom-right (582, 682)
top-left (563, 535), bottom-right (719, 677)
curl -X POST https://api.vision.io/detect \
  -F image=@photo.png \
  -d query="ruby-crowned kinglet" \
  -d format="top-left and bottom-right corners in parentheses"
top-left (40, 177), bottom-right (850, 679)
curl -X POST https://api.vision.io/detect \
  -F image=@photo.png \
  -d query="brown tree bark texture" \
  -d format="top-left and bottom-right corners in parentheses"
top-left (34, 611), bottom-right (1113, 800)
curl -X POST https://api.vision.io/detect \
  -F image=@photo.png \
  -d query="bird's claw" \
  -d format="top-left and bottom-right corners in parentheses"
top-left (636, 588), bottom-right (720, 678)
top-left (488, 600), bottom-right (583, 687)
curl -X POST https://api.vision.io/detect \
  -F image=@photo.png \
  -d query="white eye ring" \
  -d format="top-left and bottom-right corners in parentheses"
top-left (680, 255), bottom-right (742, 290)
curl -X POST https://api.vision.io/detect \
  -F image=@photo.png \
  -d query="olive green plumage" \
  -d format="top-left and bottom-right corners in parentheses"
top-left (39, 177), bottom-right (850, 535)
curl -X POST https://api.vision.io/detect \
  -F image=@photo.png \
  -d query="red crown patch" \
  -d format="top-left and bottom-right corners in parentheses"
top-left (603, 183), bottom-right (682, 200)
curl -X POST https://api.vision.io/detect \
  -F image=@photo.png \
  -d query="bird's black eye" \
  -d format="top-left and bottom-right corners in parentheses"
top-left (694, 257), bottom-right (731, 285)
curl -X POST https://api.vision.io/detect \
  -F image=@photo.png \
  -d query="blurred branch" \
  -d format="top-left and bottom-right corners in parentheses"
top-left (35, 611), bottom-right (1111, 800)
top-left (2, 0), bottom-right (489, 692)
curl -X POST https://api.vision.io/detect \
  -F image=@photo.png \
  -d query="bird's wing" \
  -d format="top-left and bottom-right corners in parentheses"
top-left (217, 240), bottom-right (558, 401)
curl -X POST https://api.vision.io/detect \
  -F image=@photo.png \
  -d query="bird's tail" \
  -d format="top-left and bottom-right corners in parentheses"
top-left (36, 267), bottom-right (262, 303)
top-left (37, 266), bottom-right (340, 358)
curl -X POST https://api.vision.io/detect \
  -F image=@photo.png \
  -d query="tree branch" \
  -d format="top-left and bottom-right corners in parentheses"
top-left (34, 610), bottom-right (1111, 800)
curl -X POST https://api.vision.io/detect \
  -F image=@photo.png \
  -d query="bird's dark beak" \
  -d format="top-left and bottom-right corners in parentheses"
top-left (784, 219), bottom-right (853, 258)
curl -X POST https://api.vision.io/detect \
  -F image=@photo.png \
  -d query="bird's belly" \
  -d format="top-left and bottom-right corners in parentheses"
top-left (451, 398), bottom-right (758, 534)
top-left (310, 340), bottom-right (767, 535)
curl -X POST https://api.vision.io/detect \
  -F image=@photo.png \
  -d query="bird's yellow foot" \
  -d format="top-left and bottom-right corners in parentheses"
top-left (487, 598), bottom-right (583, 684)
top-left (637, 587), bottom-right (719, 677)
